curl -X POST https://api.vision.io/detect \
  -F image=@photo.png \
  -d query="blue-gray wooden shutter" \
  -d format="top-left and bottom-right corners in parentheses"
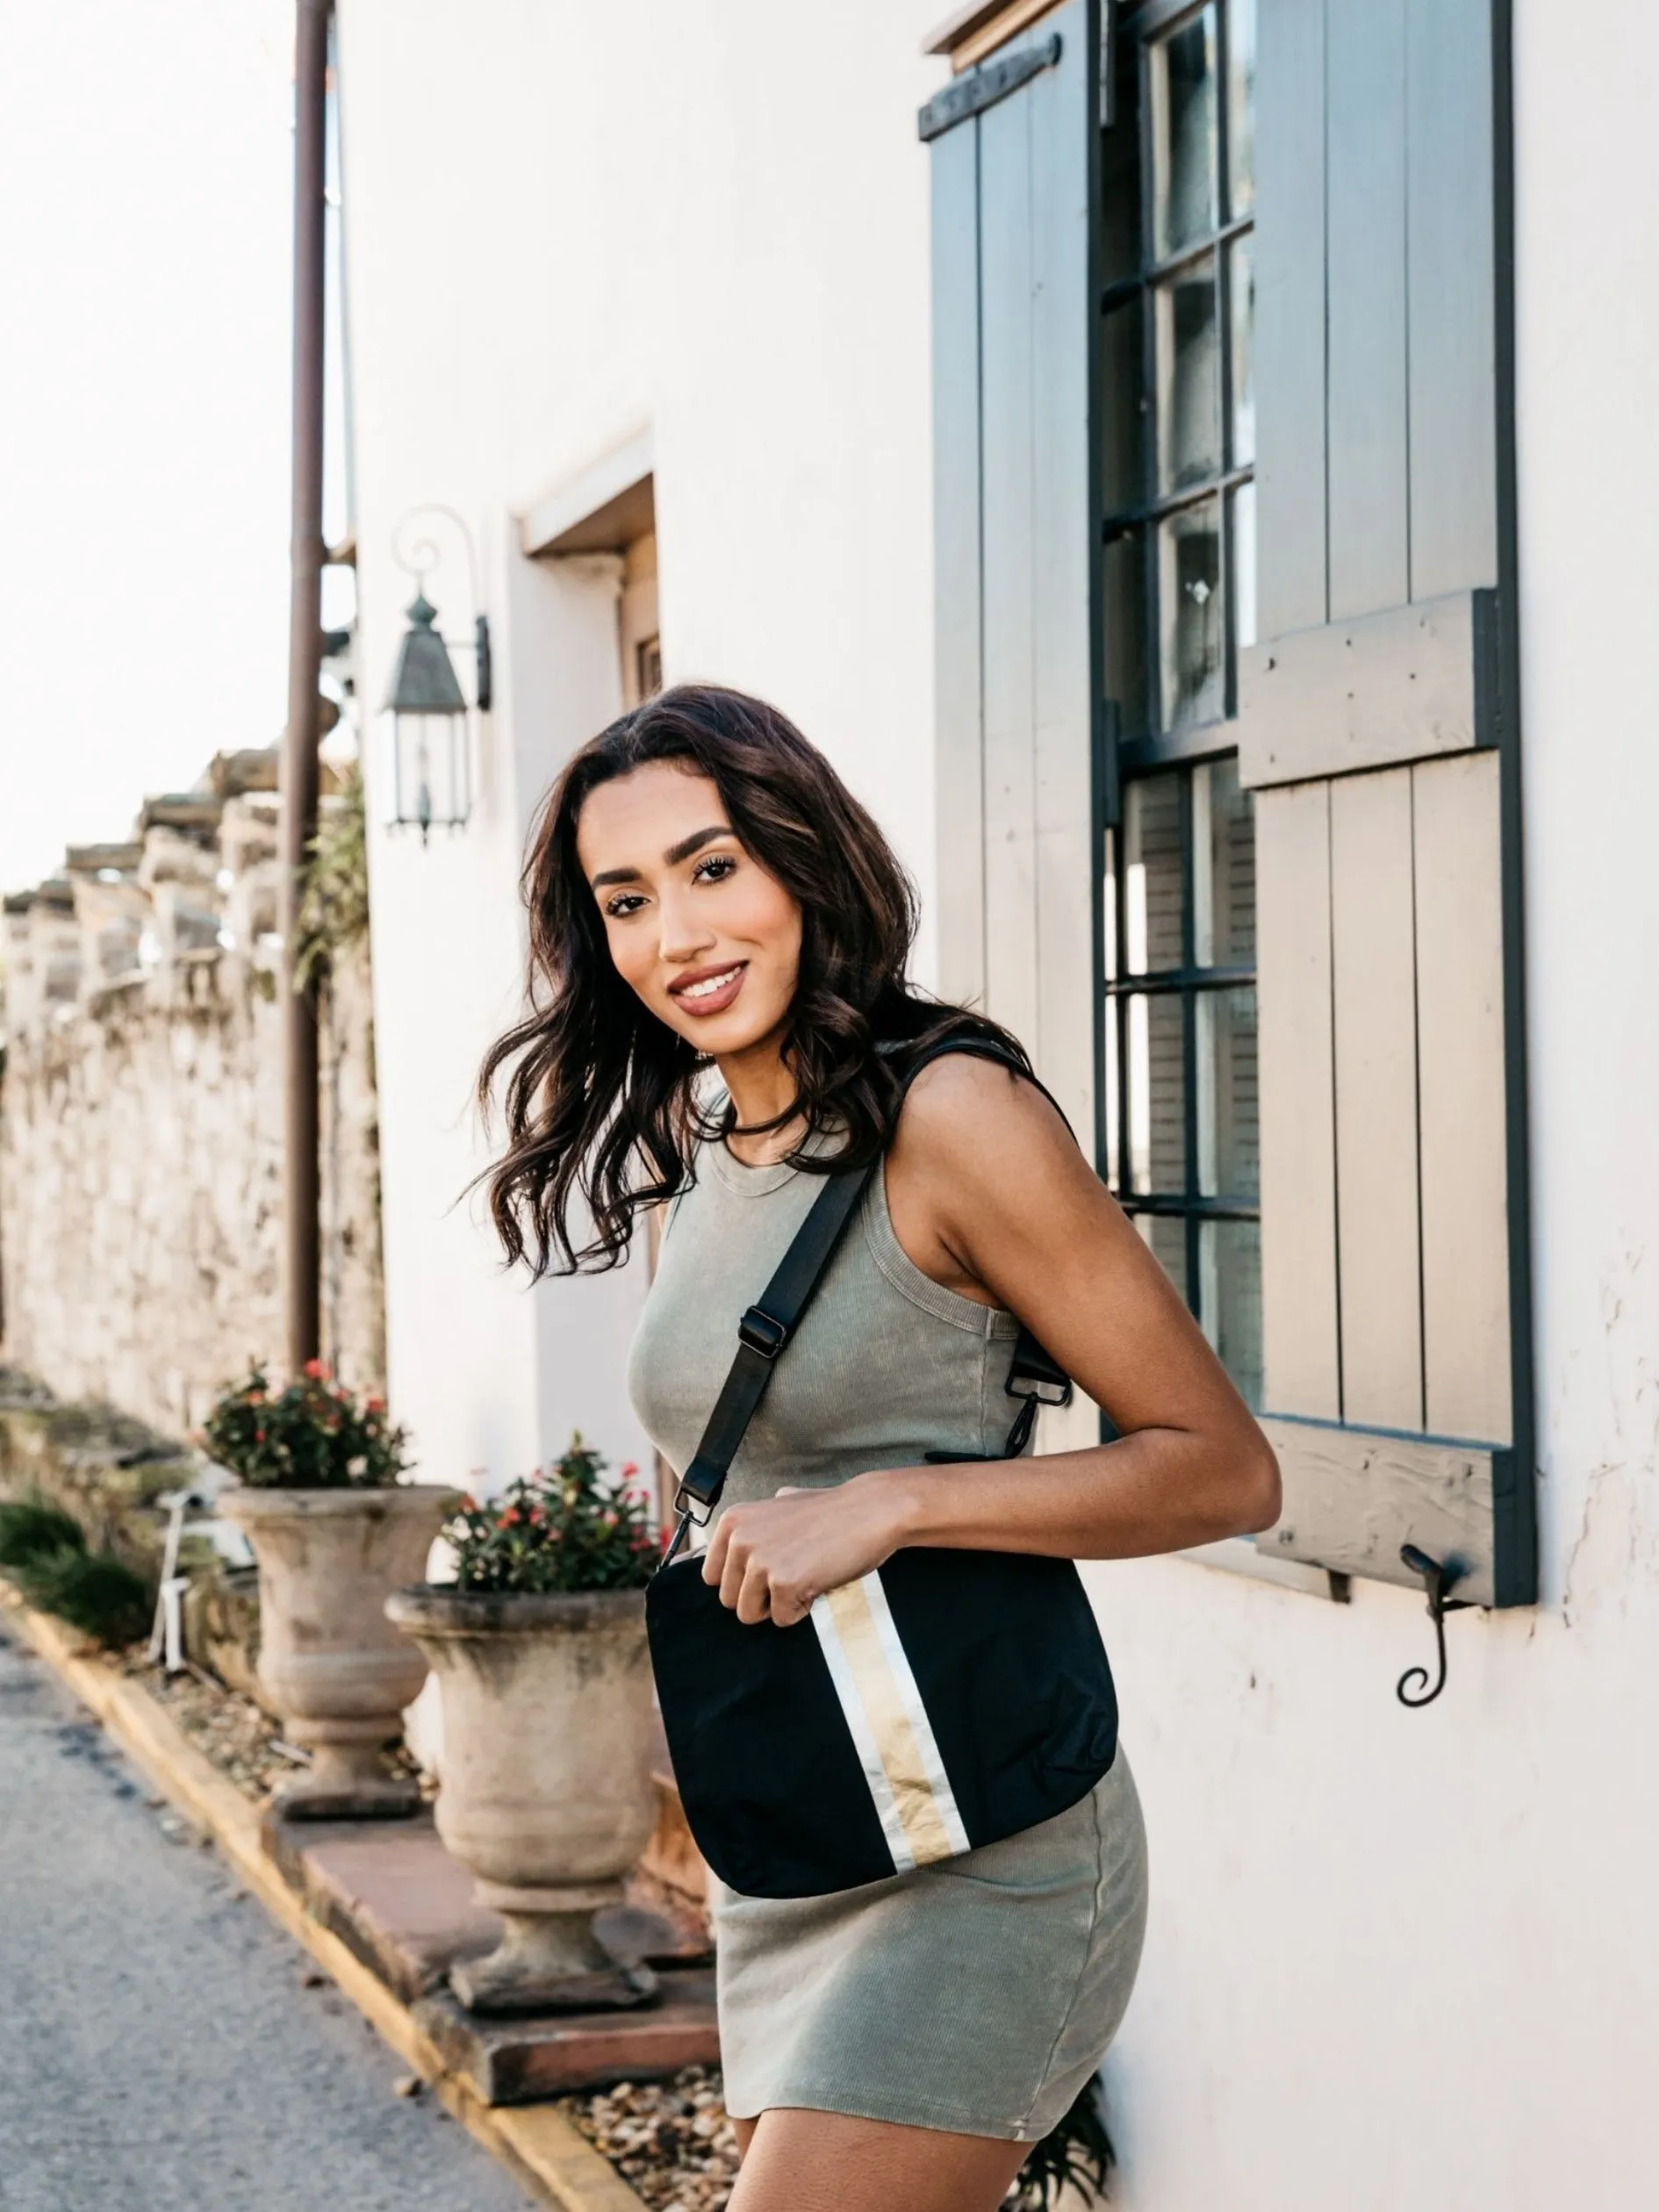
top-left (923, 1), bottom-right (1098, 1455)
top-left (1246, 0), bottom-right (1533, 1605)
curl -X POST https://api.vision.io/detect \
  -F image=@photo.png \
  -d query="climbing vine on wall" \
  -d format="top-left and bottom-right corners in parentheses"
top-left (292, 765), bottom-right (370, 995)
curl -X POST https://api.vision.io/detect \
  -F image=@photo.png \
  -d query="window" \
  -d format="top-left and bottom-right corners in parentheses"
top-left (1098, 0), bottom-right (1260, 1404)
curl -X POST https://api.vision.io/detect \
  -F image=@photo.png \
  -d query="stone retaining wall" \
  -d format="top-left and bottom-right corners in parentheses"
top-left (0, 765), bottom-right (384, 1438)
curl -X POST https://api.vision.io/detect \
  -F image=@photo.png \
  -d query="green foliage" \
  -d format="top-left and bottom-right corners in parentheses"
top-left (292, 765), bottom-right (370, 995)
top-left (0, 1494), bottom-right (87, 1568)
top-left (1011, 2076), bottom-right (1117, 2209)
top-left (18, 1548), bottom-right (153, 1648)
top-left (446, 1437), bottom-right (657, 1595)
top-left (203, 1362), bottom-right (410, 1490)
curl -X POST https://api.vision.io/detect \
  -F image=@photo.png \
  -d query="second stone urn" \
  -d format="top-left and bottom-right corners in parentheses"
top-left (384, 1585), bottom-right (659, 2015)
top-left (218, 1483), bottom-right (458, 1818)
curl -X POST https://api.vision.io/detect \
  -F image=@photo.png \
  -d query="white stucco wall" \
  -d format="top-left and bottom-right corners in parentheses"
top-left (1085, 4), bottom-right (1659, 2203)
top-left (339, 0), bottom-right (946, 1494)
top-left (341, 1), bottom-right (1659, 2203)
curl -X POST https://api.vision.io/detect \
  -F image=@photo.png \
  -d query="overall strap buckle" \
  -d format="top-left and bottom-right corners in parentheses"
top-left (737, 1305), bottom-right (789, 1359)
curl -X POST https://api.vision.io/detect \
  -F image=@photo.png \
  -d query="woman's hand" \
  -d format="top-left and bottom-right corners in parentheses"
top-left (700, 1475), bottom-right (909, 1628)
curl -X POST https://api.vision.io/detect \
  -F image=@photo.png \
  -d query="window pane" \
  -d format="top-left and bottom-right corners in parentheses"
top-left (1103, 995), bottom-right (1121, 1190)
top-left (1158, 499), bottom-right (1224, 728)
top-left (1136, 1211), bottom-right (1189, 1305)
top-left (1231, 480), bottom-right (1257, 652)
top-left (1192, 756), bottom-right (1255, 967)
top-left (1198, 1217), bottom-right (1262, 1408)
top-left (1127, 991), bottom-right (1186, 1195)
top-left (1102, 293), bottom-right (1146, 514)
top-left (1102, 827), bottom-right (1119, 981)
top-left (1226, 0), bottom-right (1256, 218)
top-left (1124, 772), bottom-right (1184, 975)
top-left (1154, 255), bottom-right (1221, 492)
top-left (1151, 8), bottom-right (1219, 258)
top-left (1228, 233), bottom-right (1255, 464)
top-left (1195, 985), bottom-right (1259, 1198)
top-left (1102, 530), bottom-right (1148, 736)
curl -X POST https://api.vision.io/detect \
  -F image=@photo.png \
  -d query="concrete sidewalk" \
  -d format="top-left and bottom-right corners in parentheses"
top-left (0, 1620), bottom-right (531, 2212)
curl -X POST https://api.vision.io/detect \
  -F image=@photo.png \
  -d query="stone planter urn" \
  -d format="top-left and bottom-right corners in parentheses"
top-left (384, 1585), bottom-right (660, 2015)
top-left (218, 1484), bottom-right (458, 1819)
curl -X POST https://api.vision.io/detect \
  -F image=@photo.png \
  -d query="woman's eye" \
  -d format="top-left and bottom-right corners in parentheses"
top-left (693, 855), bottom-right (737, 885)
top-left (604, 892), bottom-right (647, 919)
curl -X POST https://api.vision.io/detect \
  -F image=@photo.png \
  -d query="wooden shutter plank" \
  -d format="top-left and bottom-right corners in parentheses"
top-left (1413, 750), bottom-right (1511, 1442)
top-left (1238, 590), bottom-right (1490, 788)
top-left (1405, 0), bottom-right (1498, 600)
top-left (1330, 767), bottom-right (1424, 1430)
top-left (1259, 1416), bottom-right (1497, 1608)
top-left (930, 115), bottom-right (988, 1010)
top-left (1325, 0), bottom-right (1409, 621)
top-left (1254, 0), bottom-right (1327, 641)
top-left (1028, 4), bottom-right (1094, 1136)
top-left (1256, 780), bottom-right (1341, 1421)
top-left (977, 81), bottom-right (1039, 1045)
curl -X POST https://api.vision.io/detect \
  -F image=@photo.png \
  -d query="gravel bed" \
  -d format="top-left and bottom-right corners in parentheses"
top-left (557, 2066), bottom-right (1083, 2208)
top-left (560, 2069), bottom-right (740, 2212)
top-left (120, 1654), bottom-right (429, 1804)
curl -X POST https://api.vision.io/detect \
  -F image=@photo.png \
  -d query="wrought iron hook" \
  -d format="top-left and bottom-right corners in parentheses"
top-left (1396, 1544), bottom-right (1472, 1708)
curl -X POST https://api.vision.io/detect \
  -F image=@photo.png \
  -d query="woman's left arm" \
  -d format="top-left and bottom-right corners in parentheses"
top-left (703, 1056), bottom-right (1282, 1627)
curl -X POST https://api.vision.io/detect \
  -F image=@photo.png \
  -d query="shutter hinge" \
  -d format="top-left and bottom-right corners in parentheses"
top-left (917, 32), bottom-right (1062, 144)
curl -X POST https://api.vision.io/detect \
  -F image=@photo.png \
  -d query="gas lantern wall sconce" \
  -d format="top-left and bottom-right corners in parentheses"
top-left (382, 506), bottom-right (492, 842)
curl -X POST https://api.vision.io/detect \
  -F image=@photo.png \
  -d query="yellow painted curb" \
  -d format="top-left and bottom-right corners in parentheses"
top-left (1, 1589), bottom-right (648, 2212)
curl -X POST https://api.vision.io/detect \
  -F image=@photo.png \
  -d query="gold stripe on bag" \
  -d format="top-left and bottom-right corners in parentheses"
top-left (822, 1579), bottom-right (957, 1867)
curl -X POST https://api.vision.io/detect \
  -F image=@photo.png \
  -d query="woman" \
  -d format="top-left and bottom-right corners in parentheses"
top-left (481, 685), bottom-right (1280, 2212)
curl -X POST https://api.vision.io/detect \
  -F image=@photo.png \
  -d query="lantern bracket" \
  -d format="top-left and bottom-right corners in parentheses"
top-left (391, 505), bottom-right (492, 711)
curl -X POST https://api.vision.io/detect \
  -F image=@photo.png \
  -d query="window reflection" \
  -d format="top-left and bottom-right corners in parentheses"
top-left (1200, 1218), bottom-right (1262, 1410)
top-left (1124, 774), bottom-right (1183, 974)
top-left (1152, 9), bottom-right (1219, 257)
top-left (1158, 502), bottom-right (1224, 729)
top-left (1156, 257), bottom-right (1221, 492)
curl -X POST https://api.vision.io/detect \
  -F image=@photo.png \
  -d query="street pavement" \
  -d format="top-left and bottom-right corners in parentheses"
top-left (0, 1621), bottom-right (530, 2211)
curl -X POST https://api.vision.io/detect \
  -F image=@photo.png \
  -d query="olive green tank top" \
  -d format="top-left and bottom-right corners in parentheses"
top-left (628, 1138), bottom-right (1029, 1513)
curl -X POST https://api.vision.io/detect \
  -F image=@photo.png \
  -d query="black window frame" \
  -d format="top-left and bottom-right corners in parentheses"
top-left (1092, 0), bottom-right (1263, 1406)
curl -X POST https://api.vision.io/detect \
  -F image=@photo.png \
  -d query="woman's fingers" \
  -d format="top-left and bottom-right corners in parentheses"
top-left (696, 1490), bottom-right (865, 1626)
top-left (735, 1555), bottom-right (772, 1626)
top-left (770, 1581), bottom-right (814, 1629)
top-left (700, 1516), bottom-right (730, 1588)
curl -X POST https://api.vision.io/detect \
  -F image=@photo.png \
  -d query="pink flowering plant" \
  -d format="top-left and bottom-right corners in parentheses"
top-left (202, 1361), bottom-right (411, 1489)
top-left (445, 1435), bottom-right (656, 1594)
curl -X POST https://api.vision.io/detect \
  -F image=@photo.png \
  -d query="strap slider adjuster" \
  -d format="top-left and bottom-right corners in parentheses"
top-left (738, 1305), bottom-right (788, 1360)
top-left (1007, 1372), bottom-right (1072, 1407)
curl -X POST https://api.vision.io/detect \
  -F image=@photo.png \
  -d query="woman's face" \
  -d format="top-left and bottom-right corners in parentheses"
top-left (576, 762), bottom-right (803, 1059)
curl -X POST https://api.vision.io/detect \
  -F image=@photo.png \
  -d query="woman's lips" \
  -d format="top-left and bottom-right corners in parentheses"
top-left (668, 960), bottom-right (748, 1018)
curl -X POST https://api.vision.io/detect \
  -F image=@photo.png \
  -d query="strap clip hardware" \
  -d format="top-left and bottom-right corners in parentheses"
top-left (1006, 1369), bottom-right (1073, 1408)
top-left (672, 1478), bottom-right (715, 1526)
top-left (737, 1305), bottom-right (789, 1361)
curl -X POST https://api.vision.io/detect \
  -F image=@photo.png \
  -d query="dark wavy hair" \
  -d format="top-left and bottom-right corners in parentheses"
top-left (478, 683), bottom-right (1027, 1275)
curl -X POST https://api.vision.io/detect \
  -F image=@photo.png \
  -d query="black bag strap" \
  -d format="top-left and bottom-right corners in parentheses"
top-left (671, 1162), bottom-right (874, 1530)
top-left (659, 1036), bottom-right (1073, 1567)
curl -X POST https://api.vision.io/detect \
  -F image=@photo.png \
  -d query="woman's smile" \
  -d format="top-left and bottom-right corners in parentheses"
top-left (669, 959), bottom-right (749, 1016)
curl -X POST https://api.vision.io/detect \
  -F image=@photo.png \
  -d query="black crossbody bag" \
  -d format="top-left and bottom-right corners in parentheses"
top-left (645, 1041), bottom-right (1118, 1901)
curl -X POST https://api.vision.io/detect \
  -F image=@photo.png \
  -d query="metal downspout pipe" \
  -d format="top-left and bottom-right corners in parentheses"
top-left (279, 0), bottom-right (331, 1373)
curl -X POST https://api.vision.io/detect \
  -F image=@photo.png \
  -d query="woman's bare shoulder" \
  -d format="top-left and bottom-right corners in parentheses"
top-left (891, 1049), bottom-right (1081, 1189)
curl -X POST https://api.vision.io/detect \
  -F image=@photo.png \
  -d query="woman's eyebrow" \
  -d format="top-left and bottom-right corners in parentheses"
top-left (664, 823), bottom-right (733, 867)
top-left (590, 825), bottom-right (733, 891)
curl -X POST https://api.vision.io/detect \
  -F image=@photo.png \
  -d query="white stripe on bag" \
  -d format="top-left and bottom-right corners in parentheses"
top-left (810, 1569), bottom-right (969, 1874)
top-left (810, 1585), bottom-right (917, 1873)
